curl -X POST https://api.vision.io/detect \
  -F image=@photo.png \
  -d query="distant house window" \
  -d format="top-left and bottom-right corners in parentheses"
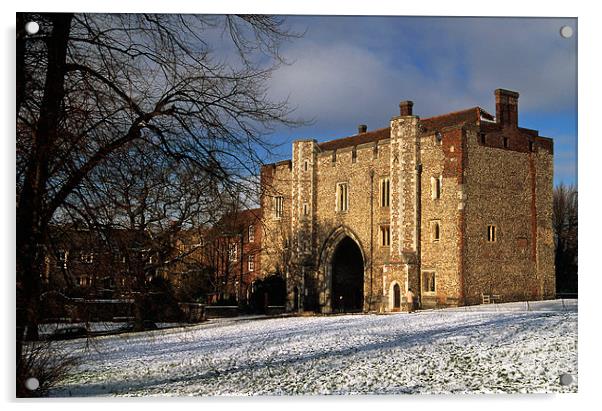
top-left (380, 177), bottom-right (390, 207)
top-left (248, 255), bottom-right (255, 272)
top-left (229, 243), bottom-right (238, 262)
top-left (422, 271), bottom-right (436, 294)
top-left (487, 225), bottom-right (497, 242)
top-left (380, 225), bottom-right (391, 247)
top-left (248, 225), bottom-right (255, 242)
top-left (80, 252), bottom-right (94, 264)
top-left (336, 182), bottom-right (349, 212)
top-left (431, 176), bottom-right (442, 200)
top-left (431, 221), bottom-right (441, 242)
top-left (56, 250), bottom-right (68, 268)
top-left (274, 196), bottom-right (284, 219)
top-left (503, 137), bottom-right (509, 148)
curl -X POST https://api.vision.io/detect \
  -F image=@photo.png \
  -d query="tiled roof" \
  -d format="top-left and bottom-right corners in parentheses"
top-left (318, 127), bottom-right (391, 151)
top-left (316, 107), bottom-right (494, 151)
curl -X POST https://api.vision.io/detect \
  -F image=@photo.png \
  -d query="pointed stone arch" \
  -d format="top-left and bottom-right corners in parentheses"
top-left (317, 226), bottom-right (366, 313)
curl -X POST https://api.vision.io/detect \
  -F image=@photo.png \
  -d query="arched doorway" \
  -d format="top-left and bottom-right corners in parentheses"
top-left (393, 283), bottom-right (401, 311)
top-left (331, 236), bottom-right (364, 312)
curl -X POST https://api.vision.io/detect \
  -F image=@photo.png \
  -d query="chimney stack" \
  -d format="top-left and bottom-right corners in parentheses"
top-left (399, 100), bottom-right (414, 116)
top-left (358, 124), bottom-right (368, 134)
top-left (495, 89), bottom-right (519, 128)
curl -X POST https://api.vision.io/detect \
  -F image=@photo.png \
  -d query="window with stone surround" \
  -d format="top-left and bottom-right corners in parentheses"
top-left (380, 225), bottom-right (390, 247)
top-left (228, 243), bottom-right (238, 262)
top-left (431, 175), bottom-right (442, 200)
top-left (336, 182), bottom-right (349, 212)
top-left (487, 225), bottom-right (497, 242)
top-left (380, 177), bottom-right (390, 207)
top-left (422, 271), bottom-right (436, 294)
top-left (303, 203), bottom-right (309, 216)
top-left (248, 254), bottom-right (255, 272)
top-left (304, 160), bottom-right (309, 171)
top-left (80, 252), bottom-right (94, 264)
top-left (431, 220), bottom-right (441, 242)
top-left (248, 225), bottom-right (255, 242)
top-left (274, 196), bottom-right (283, 219)
top-left (56, 250), bottom-right (68, 268)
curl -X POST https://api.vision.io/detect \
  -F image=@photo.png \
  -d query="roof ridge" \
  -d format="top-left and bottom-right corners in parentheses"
top-left (421, 106), bottom-right (479, 122)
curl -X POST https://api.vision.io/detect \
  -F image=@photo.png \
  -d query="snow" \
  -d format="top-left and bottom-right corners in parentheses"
top-left (49, 299), bottom-right (578, 396)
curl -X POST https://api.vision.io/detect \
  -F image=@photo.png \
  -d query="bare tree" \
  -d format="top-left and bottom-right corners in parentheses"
top-left (16, 13), bottom-right (303, 394)
top-left (553, 183), bottom-right (578, 295)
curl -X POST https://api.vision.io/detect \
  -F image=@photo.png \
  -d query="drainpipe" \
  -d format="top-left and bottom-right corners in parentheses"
top-left (369, 170), bottom-right (374, 311)
top-left (416, 163), bottom-right (423, 308)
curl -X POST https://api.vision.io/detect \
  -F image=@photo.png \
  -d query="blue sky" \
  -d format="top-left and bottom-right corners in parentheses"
top-left (262, 16), bottom-right (577, 187)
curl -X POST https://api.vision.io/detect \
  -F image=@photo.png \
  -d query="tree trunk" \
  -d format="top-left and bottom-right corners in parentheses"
top-left (16, 13), bottom-right (73, 344)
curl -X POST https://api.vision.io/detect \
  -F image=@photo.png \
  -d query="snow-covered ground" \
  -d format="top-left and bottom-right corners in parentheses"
top-left (49, 299), bottom-right (578, 396)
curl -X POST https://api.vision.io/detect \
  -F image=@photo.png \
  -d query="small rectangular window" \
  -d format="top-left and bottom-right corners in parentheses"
top-left (248, 225), bottom-right (255, 242)
top-left (304, 160), bottom-right (309, 171)
top-left (248, 255), bottom-right (255, 272)
top-left (303, 203), bottom-right (309, 216)
top-left (431, 176), bottom-right (442, 200)
top-left (336, 182), bottom-right (349, 212)
top-left (431, 221), bottom-right (441, 242)
top-left (380, 226), bottom-right (391, 247)
top-left (352, 148), bottom-right (357, 163)
top-left (422, 271), bottom-right (436, 294)
top-left (503, 137), bottom-right (509, 148)
top-left (380, 177), bottom-right (390, 207)
top-left (274, 196), bottom-right (284, 219)
top-left (487, 225), bottom-right (497, 242)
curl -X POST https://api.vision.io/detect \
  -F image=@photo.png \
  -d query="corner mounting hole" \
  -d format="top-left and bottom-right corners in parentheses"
top-left (560, 26), bottom-right (573, 39)
top-left (25, 21), bottom-right (39, 35)
top-left (25, 377), bottom-right (40, 391)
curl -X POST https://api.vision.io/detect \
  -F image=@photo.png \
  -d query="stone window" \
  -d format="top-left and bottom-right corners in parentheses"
top-left (380, 177), bottom-right (390, 207)
top-left (336, 182), bottom-right (349, 212)
top-left (503, 137), bottom-right (509, 148)
top-left (248, 254), bottom-right (255, 272)
top-left (228, 243), bottom-right (238, 262)
top-left (422, 271), bottom-right (436, 294)
top-left (380, 225), bottom-right (390, 247)
top-left (431, 221), bottom-right (441, 242)
top-left (274, 196), bottom-right (283, 219)
top-left (352, 147), bottom-right (357, 163)
top-left (431, 176), bottom-right (442, 200)
top-left (303, 202), bottom-right (309, 216)
top-left (487, 225), bottom-right (497, 242)
top-left (248, 225), bottom-right (255, 242)
top-left (303, 160), bottom-right (309, 172)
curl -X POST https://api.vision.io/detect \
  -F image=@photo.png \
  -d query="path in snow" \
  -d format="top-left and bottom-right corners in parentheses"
top-left (50, 300), bottom-right (578, 396)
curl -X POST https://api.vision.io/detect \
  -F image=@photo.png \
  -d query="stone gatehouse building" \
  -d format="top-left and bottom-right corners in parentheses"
top-left (259, 89), bottom-right (555, 313)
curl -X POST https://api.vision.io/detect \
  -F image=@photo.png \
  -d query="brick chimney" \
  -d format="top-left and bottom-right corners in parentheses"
top-left (495, 89), bottom-right (519, 128)
top-left (399, 100), bottom-right (414, 116)
top-left (358, 124), bottom-right (367, 134)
